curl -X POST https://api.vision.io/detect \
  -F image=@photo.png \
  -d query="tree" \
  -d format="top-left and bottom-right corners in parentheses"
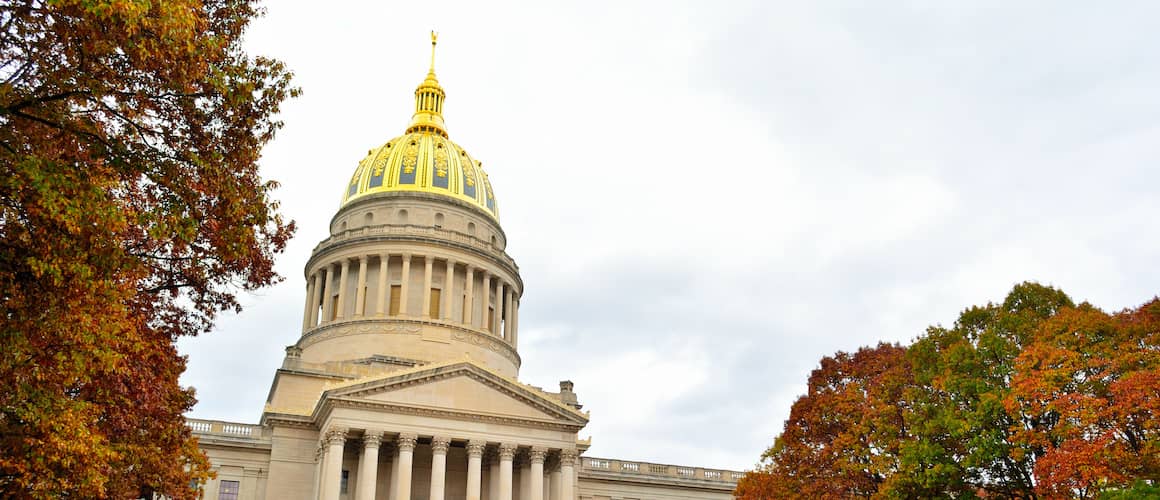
top-left (892, 282), bottom-right (1074, 499)
top-left (735, 343), bottom-right (913, 499)
top-left (1006, 299), bottom-right (1160, 498)
top-left (0, 1), bottom-right (295, 497)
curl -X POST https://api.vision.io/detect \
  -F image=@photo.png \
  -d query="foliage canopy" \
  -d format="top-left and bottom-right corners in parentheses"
top-left (0, 0), bottom-right (296, 497)
top-left (736, 283), bottom-right (1160, 499)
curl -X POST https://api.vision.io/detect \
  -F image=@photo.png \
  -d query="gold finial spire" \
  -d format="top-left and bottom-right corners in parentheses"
top-left (407, 30), bottom-right (448, 137)
top-left (429, 30), bottom-right (438, 75)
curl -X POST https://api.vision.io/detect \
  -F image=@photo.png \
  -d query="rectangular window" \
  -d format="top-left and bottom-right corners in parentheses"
top-left (463, 295), bottom-right (469, 323)
top-left (429, 288), bottom-right (442, 318)
top-left (218, 480), bottom-right (239, 500)
top-left (389, 285), bottom-right (401, 316)
top-left (361, 286), bottom-right (368, 313)
top-left (330, 295), bottom-right (339, 320)
top-left (340, 470), bottom-right (349, 494)
top-left (487, 306), bottom-right (494, 331)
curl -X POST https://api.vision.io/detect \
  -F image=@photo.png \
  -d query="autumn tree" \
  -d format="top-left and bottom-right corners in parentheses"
top-left (1006, 299), bottom-right (1160, 498)
top-left (0, 1), bottom-right (295, 498)
top-left (736, 343), bottom-right (913, 499)
top-left (884, 283), bottom-right (1074, 498)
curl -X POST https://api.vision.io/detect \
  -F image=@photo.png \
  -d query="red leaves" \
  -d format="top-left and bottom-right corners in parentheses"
top-left (739, 286), bottom-right (1159, 499)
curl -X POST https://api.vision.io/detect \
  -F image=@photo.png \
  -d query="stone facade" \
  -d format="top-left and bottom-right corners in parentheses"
top-left (188, 37), bottom-right (739, 500)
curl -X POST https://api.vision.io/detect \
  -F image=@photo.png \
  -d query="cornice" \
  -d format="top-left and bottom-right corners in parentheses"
top-left (298, 319), bottom-right (522, 367)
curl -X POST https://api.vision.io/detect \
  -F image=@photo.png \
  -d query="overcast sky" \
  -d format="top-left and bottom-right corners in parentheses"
top-left (176, 1), bottom-right (1160, 471)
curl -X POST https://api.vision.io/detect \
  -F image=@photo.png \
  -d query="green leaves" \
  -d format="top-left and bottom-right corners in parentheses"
top-left (737, 283), bottom-right (1160, 499)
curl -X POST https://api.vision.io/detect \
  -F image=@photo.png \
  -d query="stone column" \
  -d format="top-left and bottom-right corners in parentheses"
top-left (466, 440), bottom-right (485, 500)
top-left (355, 255), bottom-right (369, 317)
top-left (558, 449), bottom-right (576, 500)
top-left (376, 253), bottom-right (389, 316)
top-left (422, 256), bottom-right (434, 318)
top-left (311, 443), bottom-right (324, 500)
top-left (337, 258), bottom-right (350, 320)
top-left (356, 432), bottom-right (382, 500)
top-left (499, 443), bottom-right (517, 500)
top-left (488, 449), bottom-right (501, 500)
top-left (387, 444), bottom-right (399, 500)
top-left (528, 448), bottom-right (545, 500)
top-left (429, 436), bottom-right (450, 500)
top-left (399, 254), bottom-right (412, 317)
top-left (519, 454), bottom-right (530, 500)
top-left (320, 264), bottom-right (334, 323)
top-left (308, 271), bottom-right (323, 328)
top-left (503, 285), bottom-right (513, 342)
top-left (302, 274), bottom-right (315, 330)
top-left (393, 433), bottom-right (418, 500)
top-left (463, 265), bottom-right (475, 325)
top-left (480, 272), bottom-right (492, 332)
top-left (512, 298), bottom-right (519, 348)
top-left (443, 259), bottom-right (456, 320)
top-left (321, 428), bottom-right (346, 500)
top-left (492, 280), bottom-right (502, 334)
top-left (545, 457), bottom-right (559, 500)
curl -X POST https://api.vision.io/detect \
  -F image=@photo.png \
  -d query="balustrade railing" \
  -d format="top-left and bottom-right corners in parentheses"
top-left (185, 418), bottom-right (265, 440)
top-left (578, 456), bottom-right (741, 483)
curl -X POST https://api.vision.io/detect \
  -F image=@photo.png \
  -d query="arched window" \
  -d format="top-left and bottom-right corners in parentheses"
top-left (434, 212), bottom-right (444, 228)
top-left (397, 209), bottom-right (408, 223)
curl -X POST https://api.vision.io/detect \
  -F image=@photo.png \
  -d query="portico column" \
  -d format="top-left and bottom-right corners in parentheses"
top-left (429, 436), bottom-right (450, 500)
top-left (393, 433), bottom-right (418, 500)
top-left (499, 443), bottom-right (517, 500)
top-left (548, 464), bottom-right (561, 500)
top-left (503, 285), bottom-right (513, 341)
top-left (399, 254), bottom-right (412, 317)
top-left (302, 274), bottom-right (315, 330)
top-left (387, 445), bottom-right (399, 500)
top-left (337, 258), bottom-right (351, 320)
top-left (512, 298), bottom-right (520, 347)
top-left (559, 449), bottom-right (576, 500)
top-left (375, 253), bottom-right (389, 316)
top-left (443, 259), bottom-right (456, 321)
top-left (356, 432), bottom-right (382, 500)
top-left (422, 256), bottom-right (434, 318)
top-left (321, 428), bottom-right (346, 500)
top-left (528, 448), bottom-right (545, 500)
top-left (463, 265), bottom-right (475, 325)
top-left (465, 440), bottom-right (485, 500)
top-left (320, 264), bottom-right (334, 323)
top-left (488, 449), bottom-right (501, 500)
top-left (354, 255), bottom-right (369, 316)
top-left (480, 272), bottom-right (492, 332)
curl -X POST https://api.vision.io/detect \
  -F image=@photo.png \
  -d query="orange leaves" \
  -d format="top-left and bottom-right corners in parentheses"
top-left (1, 0), bottom-right (294, 497)
top-left (742, 285), bottom-right (1159, 498)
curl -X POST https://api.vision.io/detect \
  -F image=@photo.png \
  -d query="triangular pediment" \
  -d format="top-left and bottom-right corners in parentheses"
top-left (320, 362), bottom-right (588, 427)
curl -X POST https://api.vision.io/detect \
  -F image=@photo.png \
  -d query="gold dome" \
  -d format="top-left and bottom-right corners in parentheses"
top-left (341, 32), bottom-right (499, 220)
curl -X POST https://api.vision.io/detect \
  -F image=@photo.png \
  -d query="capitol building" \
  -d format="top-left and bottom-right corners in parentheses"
top-left (188, 37), bottom-right (741, 500)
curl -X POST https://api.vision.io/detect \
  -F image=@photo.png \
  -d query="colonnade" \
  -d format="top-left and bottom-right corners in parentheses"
top-left (301, 253), bottom-right (519, 344)
top-left (317, 429), bottom-right (577, 500)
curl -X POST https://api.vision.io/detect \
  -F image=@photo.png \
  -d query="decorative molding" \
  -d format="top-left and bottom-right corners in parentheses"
top-left (466, 440), bottom-right (486, 458)
top-left (324, 427), bottom-right (347, 446)
top-left (498, 443), bottom-right (517, 461)
top-left (559, 448), bottom-right (577, 466)
top-left (529, 447), bottom-right (547, 464)
top-left (396, 432), bottom-right (418, 453)
top-left (363, 432), bottom-right (383, 449)
top-left (431, 436), bottom-right (451, 455)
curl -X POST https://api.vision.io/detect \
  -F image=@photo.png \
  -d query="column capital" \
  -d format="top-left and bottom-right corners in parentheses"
top-left (466, 439), bottom-right (486, 458)
top-left (528, 446), bottom-right (547, 464)
top-left (359, 254), bottom-right (368, 263)
top-left (498, 442), bottom-right (518, 460)
top-left (558, 447), bottom-right (577, 465)
top-left (324, 427), bottom-right (347, 446)
top-left (396, 432), bottom-right (418, 453)
top-left (362, 432), bottom-right (383, 449)
top-left (431, 436), bottom-right (451, 455)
